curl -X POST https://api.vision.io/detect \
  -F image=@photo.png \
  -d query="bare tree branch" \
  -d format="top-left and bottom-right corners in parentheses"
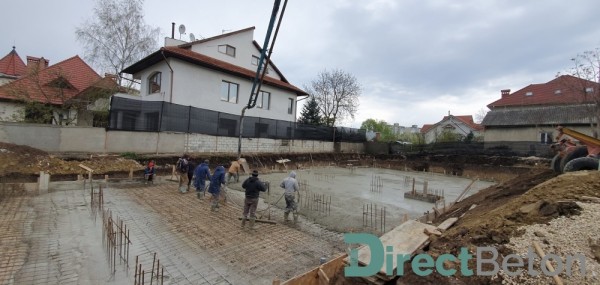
top-left (305, 69), bottom-right (361, 127)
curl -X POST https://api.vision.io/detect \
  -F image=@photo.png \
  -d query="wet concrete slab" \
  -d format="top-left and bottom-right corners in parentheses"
top-left (251, 167), bottom-right (496, 233)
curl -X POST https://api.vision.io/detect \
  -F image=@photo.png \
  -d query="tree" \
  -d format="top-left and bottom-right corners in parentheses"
top-left (474, 108), bottom-right (489, 124)
top-left (304, 69), bottom-right (360, 127)
top-left (297, 96), bottom-right (323, 125)
top-left (75, 0), bottom-right (159, 86)
top-left (360, 118), bottom-right (395, 141)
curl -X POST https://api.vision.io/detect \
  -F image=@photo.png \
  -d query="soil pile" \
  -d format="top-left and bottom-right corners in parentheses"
top-left (0, 142), bottom-right (142, 179)
top-left (398, 170), bottom-right (600, 284)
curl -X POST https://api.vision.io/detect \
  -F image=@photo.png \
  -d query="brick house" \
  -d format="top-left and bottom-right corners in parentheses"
top-left (0, 47), bottom-right (118, 126)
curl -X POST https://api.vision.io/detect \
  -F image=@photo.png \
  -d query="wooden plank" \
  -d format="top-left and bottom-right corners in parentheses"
top-left (437, 217), bottom-right (459, 231)
top-left (78, 164), bottom-right (94, 172)
top-left (424, 228), bottom-right (442, 236)
top-left (317, 267), bottom-right (329, 285)
top-left (282, 254), bottom-right (347, 285)
top-left (533, 241), bottom-right (564, 285)
top-left (352, 220), bottom-right (437, 276)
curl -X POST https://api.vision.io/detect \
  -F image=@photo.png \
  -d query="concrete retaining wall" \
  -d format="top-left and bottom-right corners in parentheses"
top-left (0, 122), bottom-right (363, 154)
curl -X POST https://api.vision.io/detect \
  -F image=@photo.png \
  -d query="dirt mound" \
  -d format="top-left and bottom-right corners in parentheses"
top-left (0, 142), bottom-right (142, 179)
top-left (398, 170), bottom-right (600, 284)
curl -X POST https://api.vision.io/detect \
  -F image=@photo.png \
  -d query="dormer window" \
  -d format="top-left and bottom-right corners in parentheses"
top-left (218, 44), bottom-right (236, 57)
top-left (148, 72), bottom-right (161, 94)
top-left (48, 77), bottom-right (74, 89)
top-left (554, 89), bottom-right (561, 95)
top-left (525, 91), bottom-right (533, 96)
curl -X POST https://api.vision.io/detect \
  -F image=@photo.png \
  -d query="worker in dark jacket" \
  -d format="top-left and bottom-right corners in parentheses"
top-left (208, 165), bottom-right (226, 211)
top-left (187, 157), bottom-right (196, 190)
top-left (193, 159), bottom-right (211, 199)
top-left (241, 170), bottom-right (266, 229)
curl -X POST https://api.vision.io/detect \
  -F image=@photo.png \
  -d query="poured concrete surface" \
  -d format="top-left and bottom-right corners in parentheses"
top-left (0, 167), bottom-right (495, 285)
top-left (241, 167), bottom-right (495, 233)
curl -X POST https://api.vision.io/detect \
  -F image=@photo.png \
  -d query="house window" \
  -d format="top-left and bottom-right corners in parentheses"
top-left (287, 98), bottom-right (294, 114)
top-left (525, 91), bottom-right (533, 96)
top-left (554, 89), bottom-right (561, 95)
top-left (252, 55), bottom-right (269, 74)
top-left (220, 81), bottom-right (238, 103)
top-left (148, 72), bottom-right (161, 94)
top-left (586, 87), bottom-right (594, 93)
top-left (257, 91), bottom-right (270, 109)
top-left (540, 132), bottom-right (553, 144)
top-left (218, 44), bottom-right (236, 57)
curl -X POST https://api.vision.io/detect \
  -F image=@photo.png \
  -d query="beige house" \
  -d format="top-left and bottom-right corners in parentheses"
top-left (482, 75), bottom-right (599, 155)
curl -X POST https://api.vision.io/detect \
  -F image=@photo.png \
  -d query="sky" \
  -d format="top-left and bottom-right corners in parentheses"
top-left (3, 0), bottom-right (600, 128)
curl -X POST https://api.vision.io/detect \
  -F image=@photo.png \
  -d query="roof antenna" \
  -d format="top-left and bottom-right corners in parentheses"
top-left (178, 24), bottom-right (186, 40)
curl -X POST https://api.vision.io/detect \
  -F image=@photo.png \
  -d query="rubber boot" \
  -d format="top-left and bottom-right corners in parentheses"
top-left (249, 218), bottom-right (256, 230)
top-left (293, 212), bottom-right (298, 224)
top-left (241, 217), bottom-right (247, 228)
top-left (284, 212), bottom-right (290, 222)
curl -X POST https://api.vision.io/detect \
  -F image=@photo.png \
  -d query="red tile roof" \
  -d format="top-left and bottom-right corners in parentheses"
top-left (487, 75), bottom-right (599, 108)
top-left (421, 115), bottom-right (482, 133)
top-left (0, 55), bottom-right (103, 105)
top-left (0, 47), bottom-right (27, 77)
top-left (420, 124), bottom-right (434, 133)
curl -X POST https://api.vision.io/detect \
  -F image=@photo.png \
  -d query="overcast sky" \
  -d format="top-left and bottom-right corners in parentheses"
top-left (3, 0), bottom-right (600, 128)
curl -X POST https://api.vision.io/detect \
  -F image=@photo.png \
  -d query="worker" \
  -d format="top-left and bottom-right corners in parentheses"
top-left (176, 154), bottom-right (190, 193)
top-left (186, 157), bottom-right (196, 191)
top-left (208, 164), bottom-right (226, 211)
top-left (280, 171), bottom-right (300, 223)
top-left (241, 170), bottom-right (267, 229)
top-left (144, 160), bottom-right (156, 184)
top-left (193, 159), bottom-right (211, 199)
top-left (226, 159), bottom-right (241, 184)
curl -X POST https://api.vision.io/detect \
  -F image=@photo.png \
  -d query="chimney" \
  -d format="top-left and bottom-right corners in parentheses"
top-left (501, 89), bottom-right (511, 98)
top-left (171, 22), bottom-right (175, 39)
top-left (26, 56), bottom-right (49, 73)
top-left (104, 73), bottom-right (118, 82)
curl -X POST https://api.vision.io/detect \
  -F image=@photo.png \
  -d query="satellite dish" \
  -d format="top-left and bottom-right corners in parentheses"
top-left (178, 24), bottom-right (186, 35)
top-left (189, 33), bottom-right (196, 42)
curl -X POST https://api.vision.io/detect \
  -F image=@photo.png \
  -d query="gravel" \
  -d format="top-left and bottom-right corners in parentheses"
top-left (496, 202), bottom-right (600, 285)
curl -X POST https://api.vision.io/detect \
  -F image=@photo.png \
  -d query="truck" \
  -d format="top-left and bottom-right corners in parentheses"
top-left (550, 126), bottom-right (600, 173)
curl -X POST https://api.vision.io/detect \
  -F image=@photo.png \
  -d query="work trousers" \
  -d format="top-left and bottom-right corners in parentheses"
top-left (243, 197), bottom-right (259, 218)
top-left (284, 194), bottom-right (297, 213)
top-left (179, 174), bottom-right (189, 192)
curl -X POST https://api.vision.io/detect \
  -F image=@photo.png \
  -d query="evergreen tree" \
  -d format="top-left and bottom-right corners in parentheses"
top-left (298, 96), bottom-right (323, 125)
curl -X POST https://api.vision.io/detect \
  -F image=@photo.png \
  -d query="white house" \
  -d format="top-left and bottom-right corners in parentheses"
top-left (119, 27), bottom-right (308, 128)
top-left (420, 114), bottom-right (483, 144)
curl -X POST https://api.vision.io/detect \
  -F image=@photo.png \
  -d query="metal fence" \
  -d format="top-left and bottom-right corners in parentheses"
top-left (108, 96), bottom-right (366, 142)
